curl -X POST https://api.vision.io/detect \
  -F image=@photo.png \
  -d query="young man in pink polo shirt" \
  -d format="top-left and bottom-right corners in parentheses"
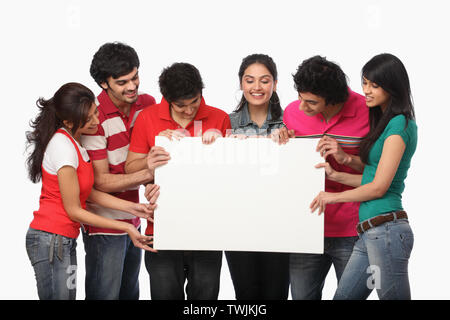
top-left (81, 42), bottom-right (156, 300)
top-left (282, 56), bottom-right (369, 300)
top-left (125, 62), bottom-right (231, 300)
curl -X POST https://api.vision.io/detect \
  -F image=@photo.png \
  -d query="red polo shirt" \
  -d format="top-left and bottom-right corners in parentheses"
top-left (129, 96), bottom-right (231, 234)
top-left (283, 89), bottom-right (369, 237)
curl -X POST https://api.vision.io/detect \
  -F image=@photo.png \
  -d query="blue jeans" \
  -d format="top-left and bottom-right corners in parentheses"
top-left (145, 250), bottom-right (222, 300)
top-left (25, 228), bottom-right (78, 300)
top-left (334, 219), bottom-right (414, 300)
top-left (290, 236), bottom-right (357, 300)
top-left (82, 231), bottom-right (142, 300)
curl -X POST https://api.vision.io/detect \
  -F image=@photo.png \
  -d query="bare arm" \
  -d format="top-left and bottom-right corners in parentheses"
top-left (315, 162), bottom-right (362, 188)
top-left (311, 135), bottom-right (406, 214)
top-left (316, 136), bottom-right (366, 172)
top-left (57, 166), bottom-right (156, 251)
top-left (125, 147), bottom-right (170, 175)
top-left (91, 158), bottom-right (153, 193)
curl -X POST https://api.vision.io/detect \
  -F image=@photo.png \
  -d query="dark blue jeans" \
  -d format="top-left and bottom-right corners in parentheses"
top-left (225, 251), bottom-right (290, 300)
top-left (145, 250), bottom-right (222, 300)
top-left (289, 236), bottom-right (357, 300)
top-left (82, 231), bottom-right (142, 300)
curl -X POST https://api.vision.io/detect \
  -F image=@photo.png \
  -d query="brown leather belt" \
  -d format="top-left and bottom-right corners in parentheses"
top-left (356, 211), bottom-right (408, 234)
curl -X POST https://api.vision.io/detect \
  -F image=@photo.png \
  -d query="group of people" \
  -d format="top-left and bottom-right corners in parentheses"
top-left (25, 42), bottom-right (417, 300)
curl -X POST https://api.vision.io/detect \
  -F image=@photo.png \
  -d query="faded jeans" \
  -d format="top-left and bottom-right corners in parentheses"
top-left (334, 219), bottom-right (414, 300)
top-left (290, 236), bottom-right (357, 300)
top-left (25, 228), bottom-right (77, 300)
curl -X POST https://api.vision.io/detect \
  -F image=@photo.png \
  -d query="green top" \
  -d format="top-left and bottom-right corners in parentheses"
top-left (359, 115), bottom-right (418, 222)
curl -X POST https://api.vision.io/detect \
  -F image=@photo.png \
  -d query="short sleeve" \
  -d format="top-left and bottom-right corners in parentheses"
top-left (43, 133), bottom-right (79, 174)
top-left (129, 111), bottom-right (151, 154)
top-left (384, 115), bottom-right (410, 146)
top-left (81, 119), bottom-right (108, 160)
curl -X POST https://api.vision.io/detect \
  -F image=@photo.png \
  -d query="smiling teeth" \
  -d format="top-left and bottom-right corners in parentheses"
top-left (252, 93), bottom-right (263, 96)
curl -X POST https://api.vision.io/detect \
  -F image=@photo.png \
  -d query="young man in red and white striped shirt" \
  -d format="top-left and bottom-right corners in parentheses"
top-left (81, 42), bottom-right (156, 300)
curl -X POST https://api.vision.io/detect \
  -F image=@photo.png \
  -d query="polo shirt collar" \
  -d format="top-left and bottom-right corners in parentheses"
top-left (97, 90), bottom-right (143, 115)
top-left (159, 96), bottom-right (209, 121)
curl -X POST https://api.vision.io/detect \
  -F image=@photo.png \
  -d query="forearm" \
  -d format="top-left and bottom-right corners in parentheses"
top-left (66, 205), bottom-right (133, 233)
top-left (345, 154), bottom-right (365, 172)
top-left (330, 172), bottom-right (362, 188)
top-left (335, 182), bottom-right (385, 203)
top-left (125, 157), bottom-right (150, 174)
top-left (88, 188), bottom-right (135, 212)
top-left (94, 169), bottom-right (153, 193)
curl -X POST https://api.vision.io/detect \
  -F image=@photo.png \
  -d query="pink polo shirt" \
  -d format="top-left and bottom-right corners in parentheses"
top-left (283, 89), bottom-right (369, 237)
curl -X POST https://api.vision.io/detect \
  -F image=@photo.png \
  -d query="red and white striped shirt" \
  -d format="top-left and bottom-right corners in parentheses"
top-left (81, 90), bottom-right (156, 235)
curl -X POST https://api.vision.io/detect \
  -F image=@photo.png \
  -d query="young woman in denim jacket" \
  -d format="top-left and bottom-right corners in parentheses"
top-left (310, 53), bottom-right (417, 299)
top-left (25, 82), bottom-right (158, 299)
top-left (225, 54), bottom-right (289, 299)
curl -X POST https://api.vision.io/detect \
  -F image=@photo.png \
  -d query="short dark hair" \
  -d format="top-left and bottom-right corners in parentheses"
top-left (90, 42), bottom-right (140, 87)
top-left (293, 55), bottom-right (349, 105)
top-left (158, 63), bottom-right (204, 103)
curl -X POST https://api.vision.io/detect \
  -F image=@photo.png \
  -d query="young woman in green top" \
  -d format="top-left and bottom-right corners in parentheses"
top-left (310, 53), bottom-right (417, 299)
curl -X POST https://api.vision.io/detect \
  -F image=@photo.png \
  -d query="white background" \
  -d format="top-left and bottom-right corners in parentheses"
top-left (1, 0), bottom-right (448, 300)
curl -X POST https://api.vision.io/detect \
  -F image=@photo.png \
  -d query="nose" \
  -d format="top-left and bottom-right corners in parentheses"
top-left (126, 80), bottom-right (137, 92)
top-left (362, 83), bottom-right (371, 95)
top-left (299, 100), bottom-right (306, 111)
top-left (185, 106), bottom-right (194, 115)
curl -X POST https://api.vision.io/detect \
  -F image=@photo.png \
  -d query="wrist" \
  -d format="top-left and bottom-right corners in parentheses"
top-left (343, 154), bottom-right (352, 165)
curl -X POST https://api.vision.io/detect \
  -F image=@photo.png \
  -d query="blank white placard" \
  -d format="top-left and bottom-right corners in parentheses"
top-left (153, 136), bottom-right (324, 254)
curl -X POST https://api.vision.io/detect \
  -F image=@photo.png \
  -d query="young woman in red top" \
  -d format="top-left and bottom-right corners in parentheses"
top-left (25, 82), bottom-right (157, 300)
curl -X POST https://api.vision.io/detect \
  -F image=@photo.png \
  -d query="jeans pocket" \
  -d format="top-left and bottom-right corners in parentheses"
top-left (26, 229), bottom-right (49, 266)
top-left (364, 227), bottom-right (382, 240)
top-left (398, 230), bottom-right (414, 257)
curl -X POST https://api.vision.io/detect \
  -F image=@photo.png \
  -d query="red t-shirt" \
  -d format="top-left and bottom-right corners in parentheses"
top-left (129, 96), bottom-right (231, 234)
top-left (30, 129), bottom-right (94, 239)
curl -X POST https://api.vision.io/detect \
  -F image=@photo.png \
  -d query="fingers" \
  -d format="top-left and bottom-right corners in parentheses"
top-left (202, 132), bottom-right (221, 145)
top-left (145, 184), bottom-right (160, 203)
top-left (147, 148), bottom-right (171, 170)
top-left (314, 162), bottom-right (328, 169)
top-left (136, 235), bottom-right (158, 252)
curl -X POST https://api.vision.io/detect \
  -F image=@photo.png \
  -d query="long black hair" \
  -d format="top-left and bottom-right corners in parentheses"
top-left (235, 54), bottom-right (282, 120)
top-left (25, 82), bottom-right (95, 183)
top-left (359, 53), bottom-right (415, 164)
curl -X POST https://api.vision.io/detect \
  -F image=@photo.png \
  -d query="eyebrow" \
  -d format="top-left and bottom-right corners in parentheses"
top-left (115, 71), bottom-right (139, 83)
top-left (244, 74), bottom-right (271, 78)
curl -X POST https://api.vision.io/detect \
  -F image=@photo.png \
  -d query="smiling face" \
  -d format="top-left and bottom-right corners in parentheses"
top-left (241, 63), bottom-right (277, 109)
top-left (362, 77), bottom-right (391, 111)
top-left (77, 102), bottom-right (99, 136)
top-left (298, 92), bottom-right (328, 117)
top-left (101, 67), bottom-right (140, 107)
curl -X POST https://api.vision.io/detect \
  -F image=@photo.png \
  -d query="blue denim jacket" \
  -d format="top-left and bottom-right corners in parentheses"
top-left (229, 103), bottom-right (285, 136)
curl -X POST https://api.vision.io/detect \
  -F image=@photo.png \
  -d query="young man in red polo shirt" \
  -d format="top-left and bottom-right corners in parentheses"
top-left (80, 42), bottom-right (157, 300)
top-left (280, 56), bottom-right (369, 300)
top-left (125, 62), bottom-right (231, 300)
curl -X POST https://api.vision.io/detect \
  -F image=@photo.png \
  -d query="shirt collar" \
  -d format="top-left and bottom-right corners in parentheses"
top-left (239, 102), bottom-right (279, 126)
